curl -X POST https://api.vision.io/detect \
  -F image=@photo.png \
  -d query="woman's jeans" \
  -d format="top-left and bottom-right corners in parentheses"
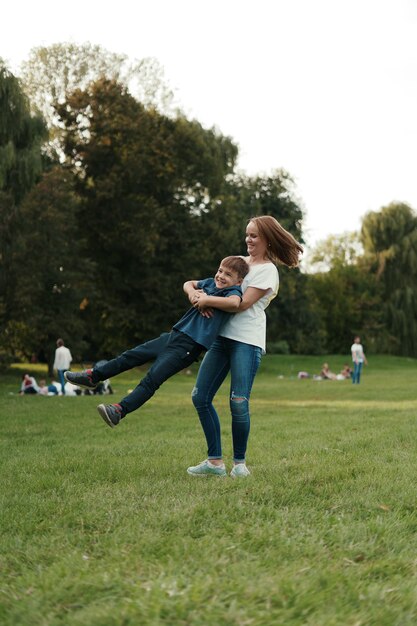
top-left (352, 361), bottom-right (363, 384)
top-left (94, 331), bottom-right (202, 415)
top-left (191, 337), bottom-right (262, 463)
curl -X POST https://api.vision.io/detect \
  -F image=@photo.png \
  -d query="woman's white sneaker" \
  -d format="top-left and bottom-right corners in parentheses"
top-left (187, 459), bottom-right (227, 477)
top-left (230, 463), bottom-right (250, 478)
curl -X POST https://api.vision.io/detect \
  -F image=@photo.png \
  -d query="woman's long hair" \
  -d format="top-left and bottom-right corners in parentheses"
top-left (249, 216), bottom-right (303, 267)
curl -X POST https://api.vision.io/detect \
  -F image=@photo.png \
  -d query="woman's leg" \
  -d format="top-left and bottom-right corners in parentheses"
top-left (191, 338), bottom-right (230, 460)
top-left (94, 333), bottom-right (171, 381)
top-left (228, 340), bottom-right (262, 463)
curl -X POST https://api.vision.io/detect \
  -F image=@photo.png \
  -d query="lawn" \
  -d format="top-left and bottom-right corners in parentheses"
top-left (1, 355), bottom-right (417, 625)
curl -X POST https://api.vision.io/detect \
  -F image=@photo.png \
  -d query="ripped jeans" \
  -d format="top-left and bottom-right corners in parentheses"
top-left (191, 337), bottom-right (262, 462)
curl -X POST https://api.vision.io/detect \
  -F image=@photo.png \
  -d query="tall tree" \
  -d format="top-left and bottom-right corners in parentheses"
top-left (57, 78), bottom-right (238, 354)
top-left (8, 167), bottom-right (94, 372)
top-left (0, 64), bottom-right (46, 363)
top-left (361, 202), bottom-right (417, 355)
top-left (19, 43), bottom-right (175, 159)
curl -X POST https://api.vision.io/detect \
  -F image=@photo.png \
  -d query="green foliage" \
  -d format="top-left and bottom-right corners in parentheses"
top-left (55, 78), bottom-right (240, 354)
top-left (361, 203), bottom-right (417, 355)
top-left (0, 64), bottom-right (46, 202)
top-left (265, 339), bottom-right (290, 354)
top-left (20, 43), bottom-right (175, 159)
top-left (308, 231), bottom-right (363, 272)
top-left (5, 168), bottom-right (93, 369)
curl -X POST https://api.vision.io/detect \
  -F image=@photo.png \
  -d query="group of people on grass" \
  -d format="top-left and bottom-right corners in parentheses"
top-left (21, 215), bottom-right (368, 478)
top-left (297, 338), bottom-right (367, 383)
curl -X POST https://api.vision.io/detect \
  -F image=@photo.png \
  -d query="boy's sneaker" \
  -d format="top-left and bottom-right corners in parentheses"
top-left (230, 463), bottom-right (250, 478)
top-left (64, 369), bottom-right (97, 390)
top-left (97, 403), bottom-right (122, 428)
top-left (187, 459), bottom-right (227, 477)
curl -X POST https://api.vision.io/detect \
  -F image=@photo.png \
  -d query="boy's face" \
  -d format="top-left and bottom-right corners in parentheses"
top-left (214, 263), bottom-right (242, 289)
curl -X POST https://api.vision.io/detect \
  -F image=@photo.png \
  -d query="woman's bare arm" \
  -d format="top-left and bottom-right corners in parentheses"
top-left (238, 286), bottom-right (269, 311)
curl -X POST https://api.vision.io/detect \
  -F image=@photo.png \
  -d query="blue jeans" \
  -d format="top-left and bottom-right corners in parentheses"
top-left (191, 337), bottom-right (262, 462)
top-left (95, 331), bottom-right (202, 416)
top-left (94, 333), bottom-right (170, 381)
top-left (352, 361), bottom-right (363, 384)
top-left (58, 369), bottom-right (68, 394)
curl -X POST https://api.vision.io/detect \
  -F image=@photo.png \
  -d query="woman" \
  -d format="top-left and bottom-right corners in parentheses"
top-left (185, 215), bottom-right (303, 478)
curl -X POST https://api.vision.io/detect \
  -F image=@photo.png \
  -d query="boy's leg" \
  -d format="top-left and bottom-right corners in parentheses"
top-left (117, 333), bottom-right (202, 415)
top-left (94, 333), bottom-right (171, 381)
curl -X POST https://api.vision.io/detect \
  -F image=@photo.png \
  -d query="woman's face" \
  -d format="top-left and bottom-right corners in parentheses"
top-left (245, 221), bottom-right (268, 259)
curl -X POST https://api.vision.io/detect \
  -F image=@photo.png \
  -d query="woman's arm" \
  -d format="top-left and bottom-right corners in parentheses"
top-left (194, 293), bottom-right (241, 312)
top-left (238, 286), bottom-right (269, 311)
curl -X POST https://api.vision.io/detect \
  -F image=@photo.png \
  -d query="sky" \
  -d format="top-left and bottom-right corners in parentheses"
top-left (3, 0), bottom-right (417, 254)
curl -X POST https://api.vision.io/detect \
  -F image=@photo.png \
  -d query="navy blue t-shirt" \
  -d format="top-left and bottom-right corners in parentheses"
top-left (173, 278), bottom-right (242, 350)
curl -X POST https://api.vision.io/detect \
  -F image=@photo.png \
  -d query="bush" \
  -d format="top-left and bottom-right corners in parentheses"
top-left (266, 340), bottom-right (290, 354)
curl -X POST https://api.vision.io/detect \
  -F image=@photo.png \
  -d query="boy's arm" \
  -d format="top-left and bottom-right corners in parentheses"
top-left (183, 280), bottom-right (204, 305)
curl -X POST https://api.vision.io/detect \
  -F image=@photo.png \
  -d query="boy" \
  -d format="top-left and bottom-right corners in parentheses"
top-left (65, 256), bottom-right (248, 427)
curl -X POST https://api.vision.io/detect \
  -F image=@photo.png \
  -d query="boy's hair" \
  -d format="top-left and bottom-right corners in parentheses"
top-left (221, 256), bottom-right (249, 281)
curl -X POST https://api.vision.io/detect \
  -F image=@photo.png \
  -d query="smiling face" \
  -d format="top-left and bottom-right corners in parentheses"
top-left (214, 262), bottom-right (242, 289)
top-left (245, 220), bottom-right (268, 260)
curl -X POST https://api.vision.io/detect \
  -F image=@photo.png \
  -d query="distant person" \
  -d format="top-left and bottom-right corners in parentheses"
top-left (19, 373), bottom-right (39, 395)
top-left (351, 336), bottom-right (368, 384)
top-left (339, 363), bottom-right (353, 379)
top-left (53, 338), bottom-right (72, 395)
top-left (320, 362), bottom-right (337, 380)
top-left (38, 379), bottom-right (49, 396)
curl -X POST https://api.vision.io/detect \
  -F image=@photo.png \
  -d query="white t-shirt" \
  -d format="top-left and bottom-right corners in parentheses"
top-left (53, 345), bottom-right (72, 370)
top-left (220, 262), bottom-right (279, 352)
top-left (351, 343), bottom-right (365, 363)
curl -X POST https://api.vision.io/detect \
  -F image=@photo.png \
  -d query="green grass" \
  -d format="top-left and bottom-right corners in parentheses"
top-left (1, 355), bottom-right (417, 625)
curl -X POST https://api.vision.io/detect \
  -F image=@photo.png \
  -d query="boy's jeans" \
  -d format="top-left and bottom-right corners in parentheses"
top-left (96, 331), bottom-right (202, 415)
top-left (94, 333), bottom-right (171, 381)
top-left (191, 337), bottom-right (262, 462)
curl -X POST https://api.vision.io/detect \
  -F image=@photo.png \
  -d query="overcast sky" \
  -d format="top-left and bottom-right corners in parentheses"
top-left (3, 0), bottom-right (417, 253)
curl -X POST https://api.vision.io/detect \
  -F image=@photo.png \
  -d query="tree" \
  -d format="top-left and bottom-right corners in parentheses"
top-left (57, 78), bottom-right (239, 354)
top-left (6, 167), bottom-right (94, 372)
top-left (0, 64), bottom-right (46, 203)
top-left (0, 64), bottom-right (46, 363)
top-left (361, 202), bottom-right (417, 355)
top-left (307, 232), bottom-right (363, 273)
top-left (19, 43), bottom-right (175, 159)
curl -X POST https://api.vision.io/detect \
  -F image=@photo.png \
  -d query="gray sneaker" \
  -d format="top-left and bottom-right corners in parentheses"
top-left (230, 463), bottom-right (250, 478)
top-left (64, 369), bottom-right (98, 390)
top-left (97, 403), bottom-right (122, 428)
top-left (187, 459), bottom-right (227, 477)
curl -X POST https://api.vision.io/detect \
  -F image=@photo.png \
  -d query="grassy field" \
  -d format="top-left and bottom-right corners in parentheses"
top-left (1, 354), bottom-right (417, 625)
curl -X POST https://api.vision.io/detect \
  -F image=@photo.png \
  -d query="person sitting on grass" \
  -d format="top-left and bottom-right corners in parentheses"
top-left (65, 256), bottom-right (249, 428)
top-left (19, 373), bottom-right (39, 395)
top-left (320, 363), bottom-right (337, 380)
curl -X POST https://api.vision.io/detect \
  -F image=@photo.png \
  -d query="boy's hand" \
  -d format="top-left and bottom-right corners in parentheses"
top-left (193, 293), bottom-right (214, 317)
top-left (189, 289), bottom-right (204, 305)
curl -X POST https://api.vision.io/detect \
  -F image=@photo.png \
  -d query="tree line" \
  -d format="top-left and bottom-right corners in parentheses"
top-left (1, 44), bottom-right (417, 372)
